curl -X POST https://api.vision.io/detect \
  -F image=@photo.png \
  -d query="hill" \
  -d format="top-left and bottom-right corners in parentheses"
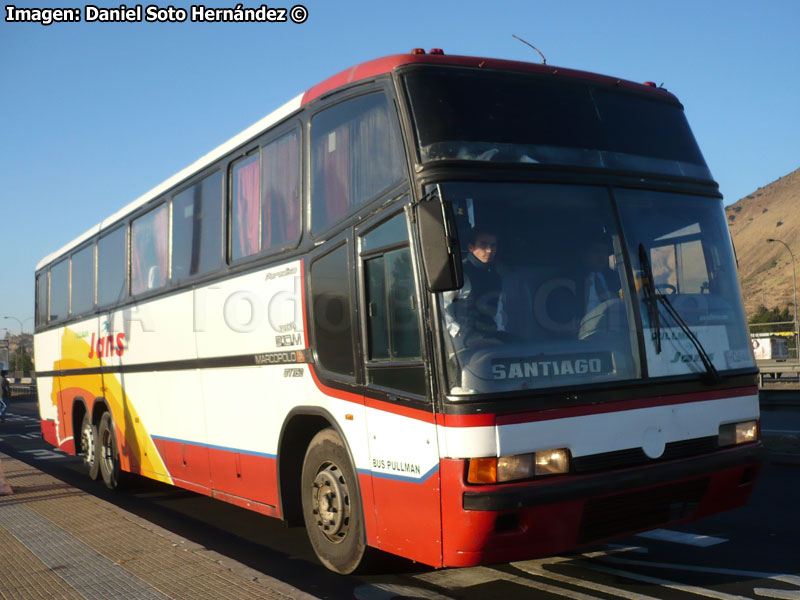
top-left (726, 167), bottom-right (800, 317)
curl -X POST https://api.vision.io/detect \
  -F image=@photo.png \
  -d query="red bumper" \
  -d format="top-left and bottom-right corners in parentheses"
top-left (440, 443), bottom-right (762, 567)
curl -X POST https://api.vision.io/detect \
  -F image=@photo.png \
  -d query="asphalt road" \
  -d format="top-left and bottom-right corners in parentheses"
top-left (1, 394), bottom-right (798, 600)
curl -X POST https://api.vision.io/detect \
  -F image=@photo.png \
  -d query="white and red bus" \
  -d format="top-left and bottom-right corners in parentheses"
top-left (35, 50), bottom-right (761, 574)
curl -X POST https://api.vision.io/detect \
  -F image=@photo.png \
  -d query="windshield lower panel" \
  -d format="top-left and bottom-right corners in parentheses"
top-left (436, 183), bottom-right (754, 398)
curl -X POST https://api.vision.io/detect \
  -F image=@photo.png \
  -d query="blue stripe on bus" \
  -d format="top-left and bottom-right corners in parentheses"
top-left (150, 435), bottom-right (277, 460)
top-left (358, 463), bottom-right (439, 484)
top-left (152, 435), bottom-right (439, 483)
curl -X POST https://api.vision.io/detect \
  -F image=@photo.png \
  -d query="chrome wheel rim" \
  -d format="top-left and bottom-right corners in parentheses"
top-left (81, 421), bottom-right (95, 468)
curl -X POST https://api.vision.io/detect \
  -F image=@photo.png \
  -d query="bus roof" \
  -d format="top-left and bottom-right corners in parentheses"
top-left (37, 51), bottom-right (674, 271)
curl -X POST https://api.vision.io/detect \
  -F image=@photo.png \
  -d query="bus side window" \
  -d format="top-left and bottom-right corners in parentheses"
top-left (131, 204), bottom-right (169, 295)
top-left (310, 243), bottom-right (356, 378)
top-left (361, 212), bottom-right (426, 397)
top-left (70, 244), bottom-right (96, 315)
top-left (262, 130), bottom-right (300, 252)
top-left (172, 171), bottom-right (223, 282)
top-left (310, 92), bottom-right (406, 235)
top-left (35, 272), bottom-right (47, 326)
top-left (48, 259), bottom-right (69, 323)
top-left (230, 152), bottom-right (261, 261)
top-left (365, 248), bottom-right (422, 360)
top-left (97, 226), bottom-right (126, 307)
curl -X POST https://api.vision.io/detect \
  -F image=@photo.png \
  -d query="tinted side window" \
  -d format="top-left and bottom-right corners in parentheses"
top-left (71, 244), bottom-right (95, 315)
top-left (364, 247), bottom-right (421, 360)
top-left (97, 227), bottom-right (126, 307)
top-left (172, 171), bottom-right (223, 282)
top-left (262, 130), bottom-right (300, 252)
top-left (311, 244), bottom-right (355, 377)
top-left (36, 273), bottom-right (47, 326)
top-left (311, 93), bottom-right (405, 233)
top-left (131, 204), bottom-right (169, 295)
top-left (230, 152), bottom-right (261, 260)
top-left (49, 259), bottom-right (69, 322)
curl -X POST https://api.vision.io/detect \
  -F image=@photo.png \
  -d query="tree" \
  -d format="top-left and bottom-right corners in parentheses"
top-left (749, 305), bottom-right (793, 332)
top-left (9, 347), bottom-right (33, 376)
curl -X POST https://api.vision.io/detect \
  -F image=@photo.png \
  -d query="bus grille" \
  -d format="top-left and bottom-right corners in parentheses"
top-left (572, 436), bottom-right (718, 474)
top-left (577, 477), bottom-right (709, 543)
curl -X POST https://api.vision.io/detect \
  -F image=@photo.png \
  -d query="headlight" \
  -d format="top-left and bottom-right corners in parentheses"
top-left (719, 420), bottom-right (758, 446)
top-left (468, 448), bottom-right (570, 484)
top-left (534, 449), bottom-right (570, 476)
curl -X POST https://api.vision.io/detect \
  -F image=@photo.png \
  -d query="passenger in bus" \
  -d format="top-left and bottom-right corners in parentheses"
top-left (442, 229), bottom-right (506, 351)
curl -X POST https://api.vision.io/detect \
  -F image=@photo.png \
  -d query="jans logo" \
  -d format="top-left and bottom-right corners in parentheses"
top-left (88, 332), bottom-right (126, 359)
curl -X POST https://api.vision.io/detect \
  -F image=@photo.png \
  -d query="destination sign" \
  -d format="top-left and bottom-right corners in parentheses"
top-left (491, 352), bottom-right (614, 380)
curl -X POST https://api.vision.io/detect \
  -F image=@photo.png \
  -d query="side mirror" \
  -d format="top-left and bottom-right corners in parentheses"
top-left (416, 192), bottom-right (463, 292)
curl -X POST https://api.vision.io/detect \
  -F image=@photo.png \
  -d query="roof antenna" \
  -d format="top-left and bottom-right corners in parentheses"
top-left (512, 34), bottom-right (546, 64)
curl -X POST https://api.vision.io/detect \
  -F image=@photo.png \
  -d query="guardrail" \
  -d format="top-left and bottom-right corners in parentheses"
top-left (10, 384), bottom-right (36, 396)
top-left (758, 360), bottom-right (800, 386)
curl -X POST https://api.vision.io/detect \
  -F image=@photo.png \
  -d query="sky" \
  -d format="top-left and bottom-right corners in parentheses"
top-left (1, 0), bottom-right (799, 330)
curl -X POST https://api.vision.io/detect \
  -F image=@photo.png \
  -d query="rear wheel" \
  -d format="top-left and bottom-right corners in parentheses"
top-left (301, 428), bottom-right (366, 574)
top-left (80, 412), bottom-right (99, 480)
top-left (97, 412), bottom-right (128, 490)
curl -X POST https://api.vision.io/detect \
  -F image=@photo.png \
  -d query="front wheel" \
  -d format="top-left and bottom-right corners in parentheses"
top-left (301, 428), bottom-right (366, 574)
top-left (97, 412), bottom-right (129, 490)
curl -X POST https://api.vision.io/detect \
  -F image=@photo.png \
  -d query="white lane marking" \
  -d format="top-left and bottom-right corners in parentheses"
top-left (354, 583), bottom-right (455, 600)
top-left (18, 448), bottom-right (68, 460)
top-left (598, 556), bottom-right (800, 586)
top-left (754, 590), bottom-right (800, 599)
top-left (635, 529), bottom-right (727, 547)
top-left (602, 544), bottom-right (649, 554)
top-left (416, 565), bottom-right (606, 600)
top-left (575, 560), bottom-right (752, 600)
top-left (512, 559), bottom-right (661, 600)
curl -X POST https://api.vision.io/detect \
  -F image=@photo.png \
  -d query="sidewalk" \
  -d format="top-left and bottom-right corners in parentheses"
top-left (0, 453), bottom-right (319, 600)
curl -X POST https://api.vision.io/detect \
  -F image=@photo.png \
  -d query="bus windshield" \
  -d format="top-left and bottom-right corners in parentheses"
top-left (404, 68), bottom-right (711, 180)
top-left (436, 183), bottom-right (754, 397)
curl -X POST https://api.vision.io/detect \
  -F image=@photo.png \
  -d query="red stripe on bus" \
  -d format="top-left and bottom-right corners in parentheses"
top-left (301, 54), bottom-right (676, 106)
top-left (436, 413), bottom-right (496, 428)
top-left (306, 363), bottom-right (437, 423)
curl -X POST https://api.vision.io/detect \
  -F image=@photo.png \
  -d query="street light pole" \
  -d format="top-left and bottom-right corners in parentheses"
top-left (766, 238), bottom-right (799, 359)
top-left (3, 316), bottom-right (23, 335)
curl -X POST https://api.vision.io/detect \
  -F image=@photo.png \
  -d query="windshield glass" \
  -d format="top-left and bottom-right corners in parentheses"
top-left (437, 183), bottom-right (754, 397)
top-left (616, 190), bottom-right (754, 377)
top-left (438, 183), bottom-right (640, 395)
top-left (404, 68), bottom-right (711, 180)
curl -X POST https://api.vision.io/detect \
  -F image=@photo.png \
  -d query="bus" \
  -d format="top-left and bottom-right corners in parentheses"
top-left (34, 50), bottom-right (762, 574)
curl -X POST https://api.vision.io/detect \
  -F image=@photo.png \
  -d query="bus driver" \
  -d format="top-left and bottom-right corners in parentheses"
top-left (443, 229), bottom-right (506, 351)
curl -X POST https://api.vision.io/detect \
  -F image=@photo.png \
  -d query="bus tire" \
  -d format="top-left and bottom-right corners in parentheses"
top-left (301, 427), bottom-right (366, 574)
top-left (97, 412), bottom-right (128, 490)
top-left (80, 412), bottom-right (100, 481)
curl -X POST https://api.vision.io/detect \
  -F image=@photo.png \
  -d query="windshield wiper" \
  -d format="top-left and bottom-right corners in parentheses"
top-left (638, 244), bottom-right (662, 354)
top-left (638, 244), bottom-right (720, 385)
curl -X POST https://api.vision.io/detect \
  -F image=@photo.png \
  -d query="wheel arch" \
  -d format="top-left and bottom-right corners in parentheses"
top-left (71, 397), bottom-right (89, 449)
top-left (91, 397), bottom-right (112, 424)
top-left (277, 407), bottom-right (362, 527)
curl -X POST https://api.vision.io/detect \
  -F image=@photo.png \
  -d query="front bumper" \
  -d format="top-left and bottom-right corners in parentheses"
top-left (440, 443), bottom-right (762, 567)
